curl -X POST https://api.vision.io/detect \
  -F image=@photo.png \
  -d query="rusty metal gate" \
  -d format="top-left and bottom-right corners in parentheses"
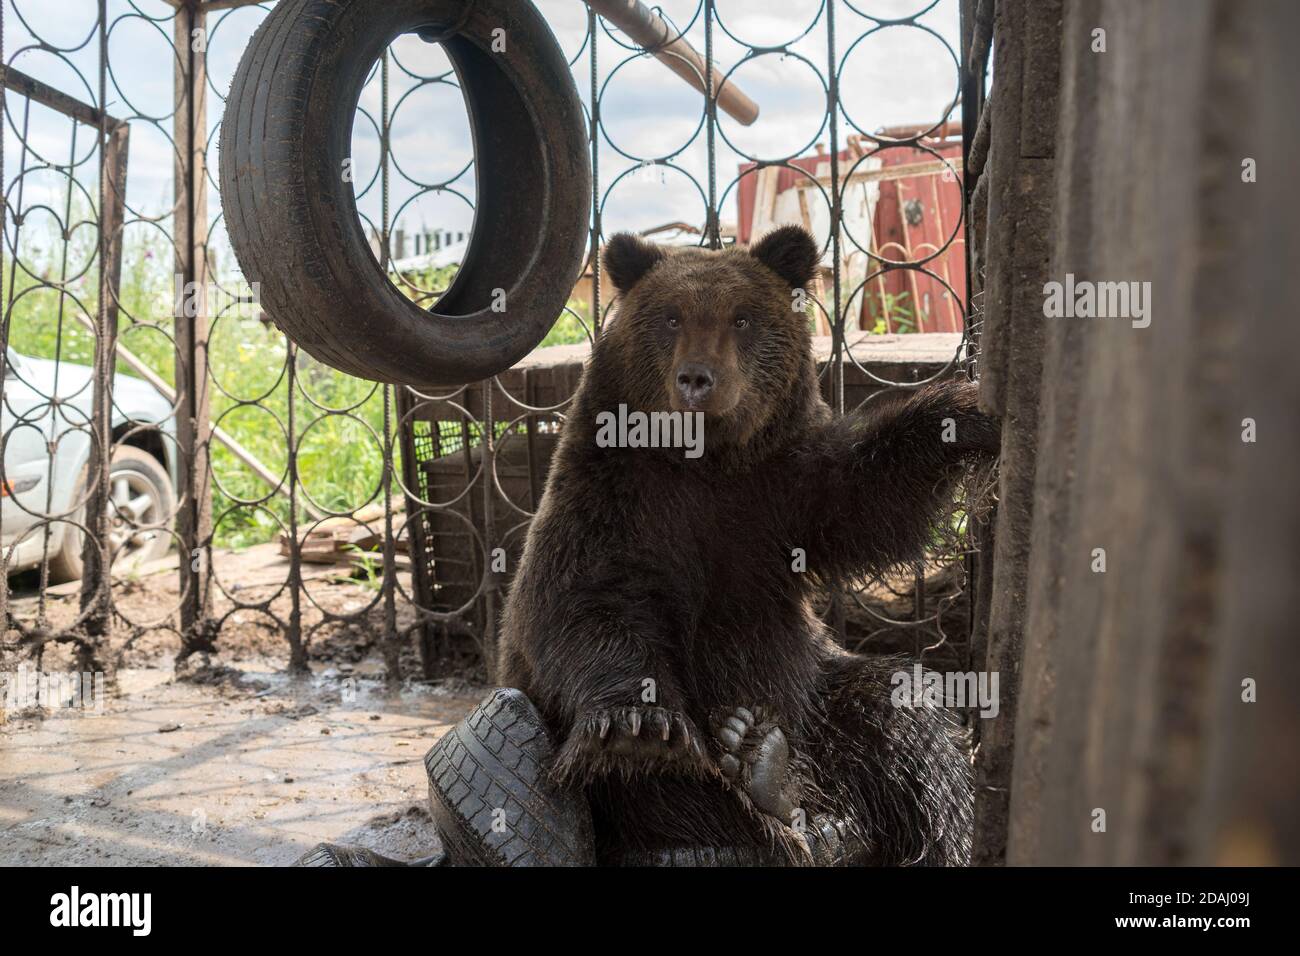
top-left (2, 0), bottom-right (980, 687)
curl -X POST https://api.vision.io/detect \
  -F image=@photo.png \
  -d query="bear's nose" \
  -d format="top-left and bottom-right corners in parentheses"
top-left (675, 363), bottom-right (715, 406)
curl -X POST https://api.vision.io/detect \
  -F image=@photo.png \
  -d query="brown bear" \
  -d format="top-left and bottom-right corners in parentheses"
top-left (497, 225), bottom-right (999, 865)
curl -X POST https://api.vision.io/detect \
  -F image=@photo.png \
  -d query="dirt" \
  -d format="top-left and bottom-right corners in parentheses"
top-left (0, 530), bottom-right (976, 866)
top-left (0, 544), bottom-right (487, 866)
top-left (2, 542), bottom-right (462, 673)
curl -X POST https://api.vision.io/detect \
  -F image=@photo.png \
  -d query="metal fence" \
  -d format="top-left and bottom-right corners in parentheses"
top-left (2, 0), bottom-right (978, 685)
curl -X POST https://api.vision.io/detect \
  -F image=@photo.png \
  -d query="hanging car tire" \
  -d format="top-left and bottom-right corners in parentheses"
top-left (219, 0), bottom-right (591, 387)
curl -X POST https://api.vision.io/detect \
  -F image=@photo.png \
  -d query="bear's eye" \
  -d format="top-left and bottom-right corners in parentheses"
top-left (666, 316), bottom-right (680, 329)
top-left (734, 316), bottom-right (750, 329)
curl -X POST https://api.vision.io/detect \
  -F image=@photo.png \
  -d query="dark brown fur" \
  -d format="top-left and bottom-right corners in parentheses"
top-left (498, 226), bottom-right (999, 865)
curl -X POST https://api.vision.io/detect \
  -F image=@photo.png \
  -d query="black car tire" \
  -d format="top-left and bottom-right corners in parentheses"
top-left (219, 0), bottom-right (591, 386)
top-left (49, 445), bottom-right (176, 584)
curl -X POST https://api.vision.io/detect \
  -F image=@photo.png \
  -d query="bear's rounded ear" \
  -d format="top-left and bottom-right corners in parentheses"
top-left (749, 225), bottom-right (820, 289)
top-left (603, 233), bottom-right (666, 294)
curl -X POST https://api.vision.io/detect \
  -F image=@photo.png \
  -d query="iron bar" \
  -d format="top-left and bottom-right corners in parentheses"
top-left (2, 1), bottom-right (976, 687)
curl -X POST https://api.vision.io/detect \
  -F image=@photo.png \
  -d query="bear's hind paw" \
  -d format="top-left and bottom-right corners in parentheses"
top-left (712, 705), bottom-right (802, 823)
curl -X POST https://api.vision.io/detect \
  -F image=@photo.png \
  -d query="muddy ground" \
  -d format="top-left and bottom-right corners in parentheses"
top-left (0, 538), bottom-right (978, 866)
top-left (0, 544), bottom-right (486, 866)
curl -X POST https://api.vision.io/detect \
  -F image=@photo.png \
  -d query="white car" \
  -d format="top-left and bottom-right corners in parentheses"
top-left (2, 348), bottom-right (178, 581)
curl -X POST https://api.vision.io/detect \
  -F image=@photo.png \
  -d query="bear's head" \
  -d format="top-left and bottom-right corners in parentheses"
top-left (593, 225), bottom-right (822, 448)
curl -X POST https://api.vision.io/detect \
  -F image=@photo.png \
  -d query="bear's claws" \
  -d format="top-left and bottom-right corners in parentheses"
top-left (553, 705), bottom-right (711, 783)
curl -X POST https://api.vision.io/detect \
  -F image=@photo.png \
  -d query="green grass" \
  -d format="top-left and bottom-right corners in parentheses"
top-left (7, 189), bottom-right (934, 553)
top-left (4, 208), bottom-right (590, 549)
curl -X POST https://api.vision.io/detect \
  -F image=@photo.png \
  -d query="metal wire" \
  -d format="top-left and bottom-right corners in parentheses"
top-left (2, 0), bottom-right (977, 681)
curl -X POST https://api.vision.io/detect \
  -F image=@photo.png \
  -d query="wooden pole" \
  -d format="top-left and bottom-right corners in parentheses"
top-left (584, 0), bottom-right (759, 126)
top-left (174, 1), bottom-right (213, 653)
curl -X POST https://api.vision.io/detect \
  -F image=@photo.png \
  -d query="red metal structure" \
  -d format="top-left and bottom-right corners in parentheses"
top-left (736, 128), bottom-right (965, 334)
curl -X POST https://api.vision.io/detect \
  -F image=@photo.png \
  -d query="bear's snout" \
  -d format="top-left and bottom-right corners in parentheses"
top-left (674, 362), bottom-right (716, 408)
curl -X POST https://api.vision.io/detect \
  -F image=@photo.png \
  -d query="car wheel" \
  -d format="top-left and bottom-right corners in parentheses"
top-left (48, 446), bottom-right (177, 584)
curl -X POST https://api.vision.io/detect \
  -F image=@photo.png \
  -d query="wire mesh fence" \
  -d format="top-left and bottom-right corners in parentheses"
top-left (2, 0), bottom-right (980, 686)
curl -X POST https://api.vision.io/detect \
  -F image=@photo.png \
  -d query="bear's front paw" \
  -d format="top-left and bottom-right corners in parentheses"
top-left (936, 379), bottom-right (1001, 455)
top-left (552, 706), bottom-right (710, 783)
top-left (712, 705), bottom-right (803, 824)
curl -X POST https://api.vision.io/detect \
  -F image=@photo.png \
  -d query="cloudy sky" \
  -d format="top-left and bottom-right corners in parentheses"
top-left (4, 0), bottom-right (960, 273)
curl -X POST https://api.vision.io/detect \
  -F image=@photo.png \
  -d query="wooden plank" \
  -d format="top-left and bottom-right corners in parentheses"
top-left (200, 0), bottom-right (270, 10)
top-left (797, 157), bottom-right (964, 191)
top-left (0, 66), bottom-right (127, 130)
top-left (750, 166), bottom-right (780, 239)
